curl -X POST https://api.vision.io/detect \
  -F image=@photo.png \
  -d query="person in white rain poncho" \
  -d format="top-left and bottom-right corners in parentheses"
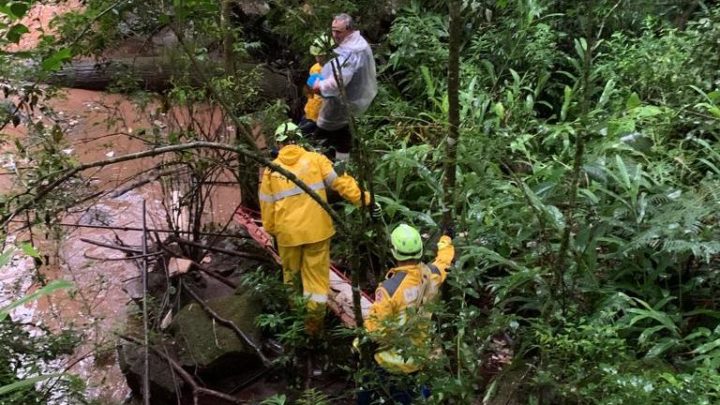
top-left (312, 13), bottom-right (377, 161)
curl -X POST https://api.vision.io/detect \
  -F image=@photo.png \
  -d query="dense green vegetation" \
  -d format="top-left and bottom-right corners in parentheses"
top-left (2, 0), bottom-right (720, 403)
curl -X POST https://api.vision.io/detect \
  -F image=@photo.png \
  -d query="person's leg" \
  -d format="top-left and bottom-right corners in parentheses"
top-left (315, 125), bottom-right (352, 160)
top-left (298, 118), bottom-right (317, 135)
top-left (314, 126), bottom-right (336, 160)
top-left (333, 125), bottom-right (352, 160)
top-left (278, 245), bottom-right (302, 293)
top-left (299, 238), bottom-right (331, 336)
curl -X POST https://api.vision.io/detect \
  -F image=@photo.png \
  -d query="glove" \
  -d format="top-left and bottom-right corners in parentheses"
top-left (306, 73), bottom-right (323, 88)
top-left (370, 202), bottom-right (382, 219)
top-left (442, 224), bottom-right (455, 239)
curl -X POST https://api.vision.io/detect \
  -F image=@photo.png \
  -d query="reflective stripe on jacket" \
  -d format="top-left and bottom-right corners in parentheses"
top-left (365, 235), bottom-right (454, 374)
top-left (259, 144), bottom-right (368, 247)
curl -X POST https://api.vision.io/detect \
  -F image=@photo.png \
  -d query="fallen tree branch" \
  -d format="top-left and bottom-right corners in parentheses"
top-left (153, 240), bottom-right (239, 289)
top-left (83, 251), bottom-right (162, 261)
top-left (184, 287), bottom-right (271, 367)
top-left (174, 237), bottom-right (271, 261)
top-left (1, 142), bottom-right (347, 236)
top-left (195, 266), bottom-right (239, 289)
top-left (118, 334), bottom-right (247, 405)
top-left (80, 237), bottom-right (144, 254)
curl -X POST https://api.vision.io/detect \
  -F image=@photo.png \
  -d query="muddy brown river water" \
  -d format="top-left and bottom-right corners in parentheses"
top-left (1, 88), bottom-right (242, 403)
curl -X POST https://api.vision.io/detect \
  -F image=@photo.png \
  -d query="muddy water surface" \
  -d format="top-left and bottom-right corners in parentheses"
top-left (1, 88), bottom-right (242, 403)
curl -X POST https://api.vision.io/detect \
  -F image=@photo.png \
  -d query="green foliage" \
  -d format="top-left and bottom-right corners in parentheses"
top-left (0, 252), bottom-right (81, 404)
top-left (4, 0), bottom-right (720, 403)
top-left (363, 1), bottom-right (720, 403)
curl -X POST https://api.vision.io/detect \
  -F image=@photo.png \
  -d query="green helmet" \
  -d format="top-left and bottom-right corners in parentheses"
top-left (275, 121), bottom-right (301, 142)
top-left (390, 224), bottom-right (423, 261)
top-left (309, 34), bottom-right (331, 56)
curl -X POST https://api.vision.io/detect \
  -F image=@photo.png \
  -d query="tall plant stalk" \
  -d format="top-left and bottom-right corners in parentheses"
top-left (555, 12), bottom-right (596, 314)
top-left (443, 0), bottom-right (461, 228)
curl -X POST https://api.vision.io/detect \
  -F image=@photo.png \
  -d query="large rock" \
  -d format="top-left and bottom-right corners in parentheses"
top-left (169, 288), bottom-right (263, 378)
top-left (117, 340), bottom-right (186, 404)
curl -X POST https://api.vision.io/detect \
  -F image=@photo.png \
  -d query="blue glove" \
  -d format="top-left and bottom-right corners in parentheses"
top-left (306, 73), bottom-right (323, 88)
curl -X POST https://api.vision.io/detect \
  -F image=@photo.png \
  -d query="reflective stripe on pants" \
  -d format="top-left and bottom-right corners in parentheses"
top-left (278, 238), bottom-right (330, 336)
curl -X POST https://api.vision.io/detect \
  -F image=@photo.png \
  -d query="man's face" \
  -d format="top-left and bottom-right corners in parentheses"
top-left (331, 19), bottom-right (351, 45)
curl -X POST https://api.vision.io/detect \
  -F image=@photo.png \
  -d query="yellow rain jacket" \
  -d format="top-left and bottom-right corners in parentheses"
top-left (365, 235), bottom-right (454, 374)
top-left (303, 63), bottom-right (323, 122)
top-left (259, 144), bottom-right (369, 247)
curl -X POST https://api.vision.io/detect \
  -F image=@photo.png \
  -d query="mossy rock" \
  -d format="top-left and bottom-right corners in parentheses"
top-left (170, 289), bottom-right (263, 376)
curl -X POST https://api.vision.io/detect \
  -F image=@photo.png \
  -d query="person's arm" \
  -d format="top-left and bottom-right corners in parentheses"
top-left (429, 236), bottom-right (454, 283)
top-left (315, 53), bottom-right (362, 96)
top-left (317, 154), bottom-right (371, 206)
top-left (258, 169), bottom-right (276, 235)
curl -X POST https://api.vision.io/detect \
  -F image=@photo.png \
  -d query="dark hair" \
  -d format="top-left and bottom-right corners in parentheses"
top-left (333, 13), bottom-right (354, 30)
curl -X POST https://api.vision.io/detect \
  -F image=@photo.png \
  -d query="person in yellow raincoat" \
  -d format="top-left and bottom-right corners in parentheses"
top-left (358, 223), bottom-right (454, 404)
top-left (259, 121), bottom-right (381, 336)
top-left (299, 35), bottom-right (330, 135)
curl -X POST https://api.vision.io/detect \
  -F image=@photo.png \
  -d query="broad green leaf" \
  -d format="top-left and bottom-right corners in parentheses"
top-left (20, 243), bottom-right (39, 258)
top-left (646, 338), bottom-right (678, 358)
top-left (632, 105), bottom-right (663, 118)
top-left (614, 155), bottom-right (631, 190)
top-left (708, 91), bottom-right (720, 104)
top-left (6, 23), bottom-right (28, 43)
top-left (560, 85), bottom-right (572, 121)
top-left (0, 248), bottom-right (13, 267)
top-left (692, 338), bottom-right (720, 355)
top-left (41, 48), bottom-right (72, 71)
top-left (626, 92), bottom-right (641, 110)
top-left (638, 324), bottom-right (666, 344)
top-left (0, 373), bottom-right (62, 395)
top-left (597, 78), bottom-right (615, 109)
top-left (492, 102), bottom-right (505, 120)
top-left (0, 280), bottom-right (73, 321)
top-left (9, 1), bottom-right (27, 19)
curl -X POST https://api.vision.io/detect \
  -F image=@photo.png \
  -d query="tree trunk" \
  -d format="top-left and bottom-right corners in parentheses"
top-left (442, 0), bottom-right (462, 228)
top-left (45, 57), bottom-right (296, 101)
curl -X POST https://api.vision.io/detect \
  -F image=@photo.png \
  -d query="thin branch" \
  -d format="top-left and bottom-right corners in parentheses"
top-left (83, 251), bottom-right (162, 261)
top-left (7, 220), bottom-right (253, 239)
top-left (80, 237), bottom-right (143, 254)
top-left (0, 142), bottom-right (348, 235)
top-left (174, 237), bottom-right (271, 261)
top-left (141, 200), bottom-right (150, 405)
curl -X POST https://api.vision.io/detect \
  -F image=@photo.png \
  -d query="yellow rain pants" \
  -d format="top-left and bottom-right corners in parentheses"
top-left (278, 238), bottom-right (330, 336)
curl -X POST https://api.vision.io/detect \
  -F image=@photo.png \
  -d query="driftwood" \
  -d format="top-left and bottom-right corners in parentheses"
top-left (46, 57), bottom-right (296, 100)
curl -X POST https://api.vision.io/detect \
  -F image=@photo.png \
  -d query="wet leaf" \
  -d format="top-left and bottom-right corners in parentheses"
top-left (20, 243), bottom-right (39, 258)
top-left (9, 2), bottom-right (27, 19)
top-left (0, 280), bottom-right (73, 321)
top-left (0, 373), bottom-right (62, 395)
top-left (41, 48), bottom-right (72, 72)
top-left (6, 23), bottom-right (28, 43)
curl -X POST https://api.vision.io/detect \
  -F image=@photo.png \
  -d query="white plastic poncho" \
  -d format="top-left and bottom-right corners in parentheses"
top-left (316, 30), bottom-right (377, 131)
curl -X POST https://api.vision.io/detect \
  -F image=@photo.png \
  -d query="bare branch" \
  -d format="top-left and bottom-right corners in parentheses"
top-left (1, 142), bottom-right (348, 235)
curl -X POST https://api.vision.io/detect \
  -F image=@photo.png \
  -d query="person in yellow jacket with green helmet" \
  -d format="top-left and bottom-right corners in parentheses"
top-left (358, 223), bottom-right (455, 404)
top-left (299, 35), bottom-right (331, 135)
top-left (259, 121), bottom-right (381, 336)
